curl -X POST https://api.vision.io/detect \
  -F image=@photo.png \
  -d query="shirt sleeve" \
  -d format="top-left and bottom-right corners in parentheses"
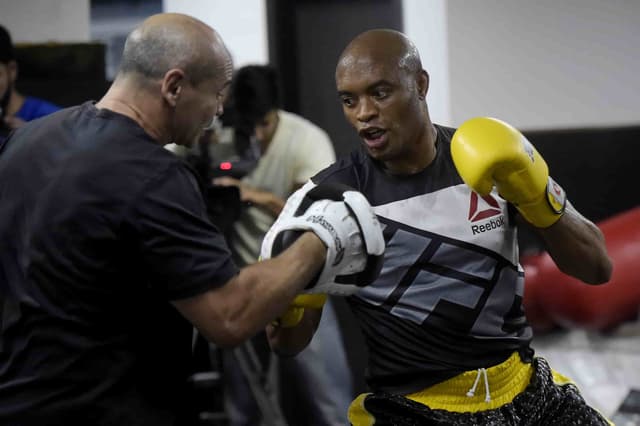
top-left (293, 128), bottom-right (336, 184)
top-left (128, 163), bottom-right (239, 300)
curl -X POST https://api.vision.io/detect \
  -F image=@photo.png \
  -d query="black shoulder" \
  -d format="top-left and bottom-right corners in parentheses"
top-left (435, 123), bottom-right (457, 143)
top-left (311, 148), bottom-right (369, 191)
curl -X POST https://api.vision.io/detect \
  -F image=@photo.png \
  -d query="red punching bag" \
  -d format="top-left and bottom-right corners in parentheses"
top-left (522, 207), bottom-right (640, 332)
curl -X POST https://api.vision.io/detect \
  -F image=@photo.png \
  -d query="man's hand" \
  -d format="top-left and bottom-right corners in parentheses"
top-left (213, 176), bottom-right (285, 216)
top-left (451, 117), bottom-right (566, 228)
top-left (3, 115), bottom-right (27, 130)
top-left (213, 176), bottom-right (246, 198)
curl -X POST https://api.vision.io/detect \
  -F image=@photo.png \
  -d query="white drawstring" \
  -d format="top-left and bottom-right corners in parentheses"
top-left (465, 369), bottom-right (481, 397)
top-left (482, 368), bottom-right (491, 402)
top-left (466, 368), bottom-right (491, 402)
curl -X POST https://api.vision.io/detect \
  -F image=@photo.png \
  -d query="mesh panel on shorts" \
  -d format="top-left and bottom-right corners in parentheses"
top-left (360, 358), bottom-right (610, 426)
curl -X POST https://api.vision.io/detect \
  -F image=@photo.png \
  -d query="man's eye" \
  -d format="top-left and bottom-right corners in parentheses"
top-left (373, 90), bottom-right (389, 100)
top-left (341, 97), bottom-right (354, 107)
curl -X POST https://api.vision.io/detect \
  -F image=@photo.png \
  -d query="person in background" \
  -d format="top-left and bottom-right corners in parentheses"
top-left (264, 29), bottom-right (613, 425)
top-left (214, 64), bottom-right (353, 426)
top-left (0, 24), bottom-right (60, 136)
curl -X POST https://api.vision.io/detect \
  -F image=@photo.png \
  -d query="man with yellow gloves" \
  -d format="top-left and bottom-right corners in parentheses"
top-left (261, 29), bottom-right (613, 425)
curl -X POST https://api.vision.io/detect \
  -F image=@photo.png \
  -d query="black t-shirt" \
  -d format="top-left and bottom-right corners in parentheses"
top-left (0, 103), bottom-right (238, 425)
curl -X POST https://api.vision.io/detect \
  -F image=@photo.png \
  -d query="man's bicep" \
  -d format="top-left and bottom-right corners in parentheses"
top-left (131, 165), bottom-right (238, 299)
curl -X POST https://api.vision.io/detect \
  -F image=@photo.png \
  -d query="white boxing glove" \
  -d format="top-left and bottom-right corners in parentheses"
top-left (261, 181), bottom-right (385, 296)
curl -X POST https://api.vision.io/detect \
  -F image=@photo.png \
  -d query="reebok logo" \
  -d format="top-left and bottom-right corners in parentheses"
top-left (468, 192), bottom-right (501, 222)
top-left (468, 192), bottom-right (505, 235)
top-left (471, 216), bottom-right (505, 235)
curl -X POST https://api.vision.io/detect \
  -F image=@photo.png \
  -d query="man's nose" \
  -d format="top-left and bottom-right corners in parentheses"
top-left (356, 98), bottom-right (377, 123)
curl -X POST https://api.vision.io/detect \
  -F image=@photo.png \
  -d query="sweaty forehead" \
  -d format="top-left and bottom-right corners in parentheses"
top-left (336, 51), bottom-right (401, 89)
top-left (340, 42), bottom-right (400, 67)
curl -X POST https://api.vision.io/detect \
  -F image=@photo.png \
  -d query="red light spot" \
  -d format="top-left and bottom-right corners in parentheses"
top-left (220, 162), bottom-right (232, 170)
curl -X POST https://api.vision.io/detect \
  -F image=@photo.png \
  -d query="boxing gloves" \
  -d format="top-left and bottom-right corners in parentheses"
top-left (274, 294), bottom-right (328, 328)
top-left (261, 181), bottom-right (385, 296)
top-left (451, 117), bottom-right (566, 228)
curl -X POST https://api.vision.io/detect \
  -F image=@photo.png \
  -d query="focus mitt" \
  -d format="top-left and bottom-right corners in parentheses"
top-left (261, 181), bottom-right (384, 296)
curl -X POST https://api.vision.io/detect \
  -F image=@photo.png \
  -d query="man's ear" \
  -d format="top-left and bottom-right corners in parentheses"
top-left (161, 68), bottom-right (185, 107)
top-left (417, 70), bottom-right (429, 101)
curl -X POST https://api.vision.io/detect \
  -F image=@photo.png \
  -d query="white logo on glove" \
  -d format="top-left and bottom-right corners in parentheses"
top-left (307, 215), bottom-right (344, 265)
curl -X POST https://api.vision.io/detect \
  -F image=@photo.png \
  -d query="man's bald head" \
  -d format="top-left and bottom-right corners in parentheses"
top-left (119, 13), bottom-right (230, 86)
top-left (337, 29), bottom-right (423, 77)
top-left (334, 29), bottom-right (433, 173)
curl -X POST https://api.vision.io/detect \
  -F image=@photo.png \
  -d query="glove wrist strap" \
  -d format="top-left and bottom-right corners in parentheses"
top-left (516, 176), bottom-right (566, 228)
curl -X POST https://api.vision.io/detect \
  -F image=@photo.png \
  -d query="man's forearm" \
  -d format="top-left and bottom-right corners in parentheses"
top-left (535, 202), bottom-right (612, 284)
top-left (246, 188), bottom-right (286, 217)
top-left (173, 232), bottom-right (325, 347)
top-left (244, 181), bottom-right (308, 217)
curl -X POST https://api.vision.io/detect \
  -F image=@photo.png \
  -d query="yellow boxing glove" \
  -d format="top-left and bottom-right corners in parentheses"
top-left (451, 117), bottom-right (566, 228)
top-left (259, 255), bottom-right (328, 327)
top-left (275, 294), bottom-right (328, 328)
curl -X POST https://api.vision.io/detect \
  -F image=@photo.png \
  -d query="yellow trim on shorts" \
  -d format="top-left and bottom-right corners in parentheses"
top-left (551, 369), bottom-right (573, 386)
top-left (349, 355), bottom-right (615, 425)
top-left (347, 393), bottom-right (376, 426)
top-left (404, 352), bottom-right (533, 412)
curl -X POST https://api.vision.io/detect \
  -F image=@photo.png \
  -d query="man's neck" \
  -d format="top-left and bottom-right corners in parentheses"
top-left (96, 80), bottom-right (166, 144)
top-left (384, 121), bottom-right (438, 176)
